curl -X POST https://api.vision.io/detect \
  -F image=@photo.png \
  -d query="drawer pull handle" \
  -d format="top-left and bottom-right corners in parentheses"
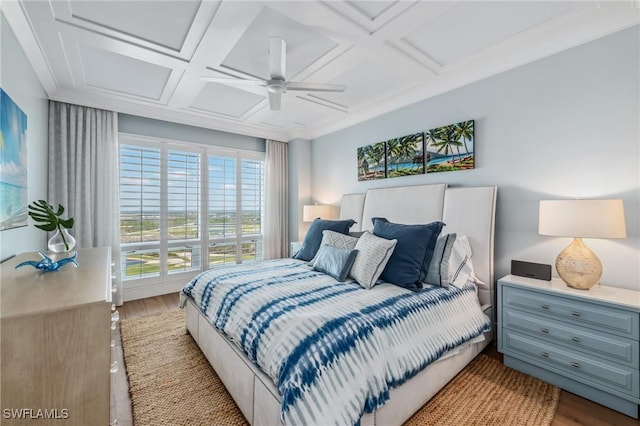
top-left (110, 361), bottom-right (118, 374)
top-left (541, 352), bottom-right (549, 358)
top-left (571, 336), bottom-right (581, 343)
top-left (541, 304), bottom-right (550, 310)
top-left (571, 362), bottom-right (580, 369)
top-left (540, 328), bottom-right (549, 334)
top-left (571, 311), bottom-right (581, 317)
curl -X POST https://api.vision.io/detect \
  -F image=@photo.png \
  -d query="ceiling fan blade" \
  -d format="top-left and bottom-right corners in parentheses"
top-left (268, 91), bottom-right (281, 111)
top-left (285, 82), bottom-right (347, 92)
top-left (269, 37), bottom-right (286, 80)
top-left (201, 77), bottom-right (265, 86)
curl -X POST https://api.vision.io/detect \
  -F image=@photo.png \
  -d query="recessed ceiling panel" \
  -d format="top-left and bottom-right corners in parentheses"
top-left (191, 83), bottom-right (264, 118)
top-left (307, 61), bottom-right (409, 106)
top-left (260, 100), bottom-right (337, 128)
top-left (347, 1), bottom-right (397, 20)
top-left (80, 45), bottom-right (171, 100)
top-left (404, 1), bottom-right (576, 66)
top-left (70, 0), bottom-right (200, 51)
top-left (220, 6), bottom-right (338, 80)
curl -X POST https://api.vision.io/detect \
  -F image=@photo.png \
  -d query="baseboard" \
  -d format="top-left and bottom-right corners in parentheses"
top-left (123, 280), bottom-right (185, 302)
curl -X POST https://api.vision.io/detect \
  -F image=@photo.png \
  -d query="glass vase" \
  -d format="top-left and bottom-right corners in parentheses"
top-left (48, 228), bottom-right (76, 253)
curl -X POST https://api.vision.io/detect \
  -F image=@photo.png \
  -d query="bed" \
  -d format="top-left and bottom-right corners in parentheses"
top-left (181, 183), bottom-right (497, 425)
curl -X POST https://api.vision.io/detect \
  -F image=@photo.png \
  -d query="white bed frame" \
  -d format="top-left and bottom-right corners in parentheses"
top-left (185, 183), bottom-right (497, 425)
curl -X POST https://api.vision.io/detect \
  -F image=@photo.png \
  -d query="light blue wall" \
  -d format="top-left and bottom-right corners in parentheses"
top-left (310, 26), bottom-right (640, 290)
top-left (118, 113), bottom-right (265, 152)
top-left (0, 15), bottom-right (49, 261)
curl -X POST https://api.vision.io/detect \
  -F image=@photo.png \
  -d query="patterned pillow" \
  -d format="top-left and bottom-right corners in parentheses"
top-left (425, 234), bottom-right (480, 288)
top-left (349, 231), bottom-right (397, 289)
top-left (309, 230), bottom-right (359, 266)
top-left (312, 245), bottom-right (359, 282)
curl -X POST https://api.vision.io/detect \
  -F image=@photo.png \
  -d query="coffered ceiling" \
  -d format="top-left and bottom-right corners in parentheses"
top-left (3, 1), bottom-right (639, 141)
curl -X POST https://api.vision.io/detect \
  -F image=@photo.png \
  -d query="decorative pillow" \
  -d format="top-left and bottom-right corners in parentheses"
top-left (425, 234), bottom-right (480, 288)
top-left (312, 245), bottom-right (359, 282)
top-left (372, 218), bottom-right (444, 289)
top-left (309, 230), bottom-right (359, 266)
top-left (349, 231), bottom-right (397, 289)
top-left (293, 218), bottom-right (356, 262)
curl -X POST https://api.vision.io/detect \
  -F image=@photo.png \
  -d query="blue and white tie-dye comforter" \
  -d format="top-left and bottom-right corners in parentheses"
top-left (181, 258), bottom-right (491, 426)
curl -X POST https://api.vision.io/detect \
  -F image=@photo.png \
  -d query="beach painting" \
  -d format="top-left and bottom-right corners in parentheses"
top-left (0, 88), bottom-right (28, 231)
top-left (386, 132), bottom-right (424, 178)
top-left (357, 141), bottom-right (386, 181)
top-left (425, 120), bottom-right (474, 173)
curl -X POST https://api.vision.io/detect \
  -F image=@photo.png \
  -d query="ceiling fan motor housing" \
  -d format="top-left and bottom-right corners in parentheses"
top-left (266, 79), bottom-right (286, 94)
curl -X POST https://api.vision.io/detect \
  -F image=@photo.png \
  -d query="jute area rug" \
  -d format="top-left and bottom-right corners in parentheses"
top-left (120, 310), bottom-right (559, 426)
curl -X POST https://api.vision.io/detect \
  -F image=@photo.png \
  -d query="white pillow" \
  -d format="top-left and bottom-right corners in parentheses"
top-left (309, 230), bottom-right (359, 266)
top-left (349, 231), bottom-right (397, 289)
top-left (425, 234), bottom-right (483, 288)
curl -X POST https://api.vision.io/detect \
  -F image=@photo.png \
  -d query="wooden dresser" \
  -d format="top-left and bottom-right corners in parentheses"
top-left (1, 247), bottom-right (113, 425)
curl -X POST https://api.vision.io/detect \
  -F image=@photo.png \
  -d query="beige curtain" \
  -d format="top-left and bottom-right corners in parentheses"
top-left (48, 101), bottom-right (122, 305)
top-left (264, 139), bottom-right (289, 259)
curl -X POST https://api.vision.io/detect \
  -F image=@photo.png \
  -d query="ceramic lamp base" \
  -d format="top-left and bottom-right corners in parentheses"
top-left (556, 237), bottom-right (602, 290)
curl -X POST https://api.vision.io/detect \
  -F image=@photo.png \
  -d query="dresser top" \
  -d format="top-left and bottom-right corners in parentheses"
top-left (1, 247), bottom-right (111, 319)
top-left (499, 274), bottom-right (640, 311)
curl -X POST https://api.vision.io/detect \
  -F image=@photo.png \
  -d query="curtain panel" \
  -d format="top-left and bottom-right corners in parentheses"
top-left (264, 139), bottom-right (289, 260)
top-left (48, 101), bottom-right (122, 305)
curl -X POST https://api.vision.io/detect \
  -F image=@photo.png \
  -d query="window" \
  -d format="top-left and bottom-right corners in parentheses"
top-left (207, 156), bottom-right (264, 267)
top-left (119, 135), bottom-right (264, 289)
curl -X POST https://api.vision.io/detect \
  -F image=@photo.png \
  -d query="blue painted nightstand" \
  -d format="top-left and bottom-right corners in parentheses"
top-left (497, 275), bottom-right (640, 418)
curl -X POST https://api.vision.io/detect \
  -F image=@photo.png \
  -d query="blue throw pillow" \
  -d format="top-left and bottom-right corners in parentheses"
top-left (293, 218), bottom-right (356, 261)
top-left (312, 245), bottom-right (359, 282)
top-left (372, 217), bottom-right (444, 289)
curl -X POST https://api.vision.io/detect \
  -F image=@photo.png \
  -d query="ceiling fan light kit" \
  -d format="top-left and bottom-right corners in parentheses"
top-left (202, 37), bottom-right (346, 111)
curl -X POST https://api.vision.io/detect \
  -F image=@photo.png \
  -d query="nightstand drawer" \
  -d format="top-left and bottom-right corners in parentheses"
top-left (503, 308), bottom-right (639, 368)
top-left (503, 330), bottom-right (639, 398)
top-left (503, 285), bottom-right (639, 339)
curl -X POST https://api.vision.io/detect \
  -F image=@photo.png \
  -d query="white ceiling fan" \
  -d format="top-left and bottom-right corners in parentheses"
top-left (202, 37), bottom-right (346, 111)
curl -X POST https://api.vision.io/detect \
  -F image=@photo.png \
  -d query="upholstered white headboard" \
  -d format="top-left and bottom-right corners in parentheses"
top-left (340, 184), bottom-right (497, 317)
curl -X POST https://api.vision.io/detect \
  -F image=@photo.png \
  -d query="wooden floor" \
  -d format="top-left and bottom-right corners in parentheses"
top-left (112, 293), bottom-right (638, 426)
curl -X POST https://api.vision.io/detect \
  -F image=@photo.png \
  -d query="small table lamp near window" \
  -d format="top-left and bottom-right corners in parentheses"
top-left (539, 199), bottom-right (626, 290)
top-left (303, 205), bottom-right (331, 222)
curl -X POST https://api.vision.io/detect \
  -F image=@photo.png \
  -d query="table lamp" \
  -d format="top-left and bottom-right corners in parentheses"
top-left (538, 199), bottom-right (626, 289)
top-left (303, 205), bottom-right (331, 222)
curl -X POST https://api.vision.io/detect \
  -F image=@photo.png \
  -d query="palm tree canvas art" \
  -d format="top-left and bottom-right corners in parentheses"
top-left (425, 120), bottom-right (475, 173)
top-left (357, 142), bottom-right (386, 181)
top-left (386, 132), bottom-right (424, 178)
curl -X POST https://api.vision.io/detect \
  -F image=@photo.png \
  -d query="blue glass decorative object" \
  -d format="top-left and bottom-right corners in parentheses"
top-left (14, 251), bottom-right (78, 272)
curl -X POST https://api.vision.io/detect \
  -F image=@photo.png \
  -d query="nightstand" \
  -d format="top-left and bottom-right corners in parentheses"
top-left (498, 275), bottom-right (640, 418)
top-left (290, 241), bottom-right (302, 257)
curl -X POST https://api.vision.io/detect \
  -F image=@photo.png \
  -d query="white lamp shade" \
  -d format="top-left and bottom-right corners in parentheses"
top-left (303, 205), bottom-right (331, 222)
top-left (539, 199), bottom-right (626, 239)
